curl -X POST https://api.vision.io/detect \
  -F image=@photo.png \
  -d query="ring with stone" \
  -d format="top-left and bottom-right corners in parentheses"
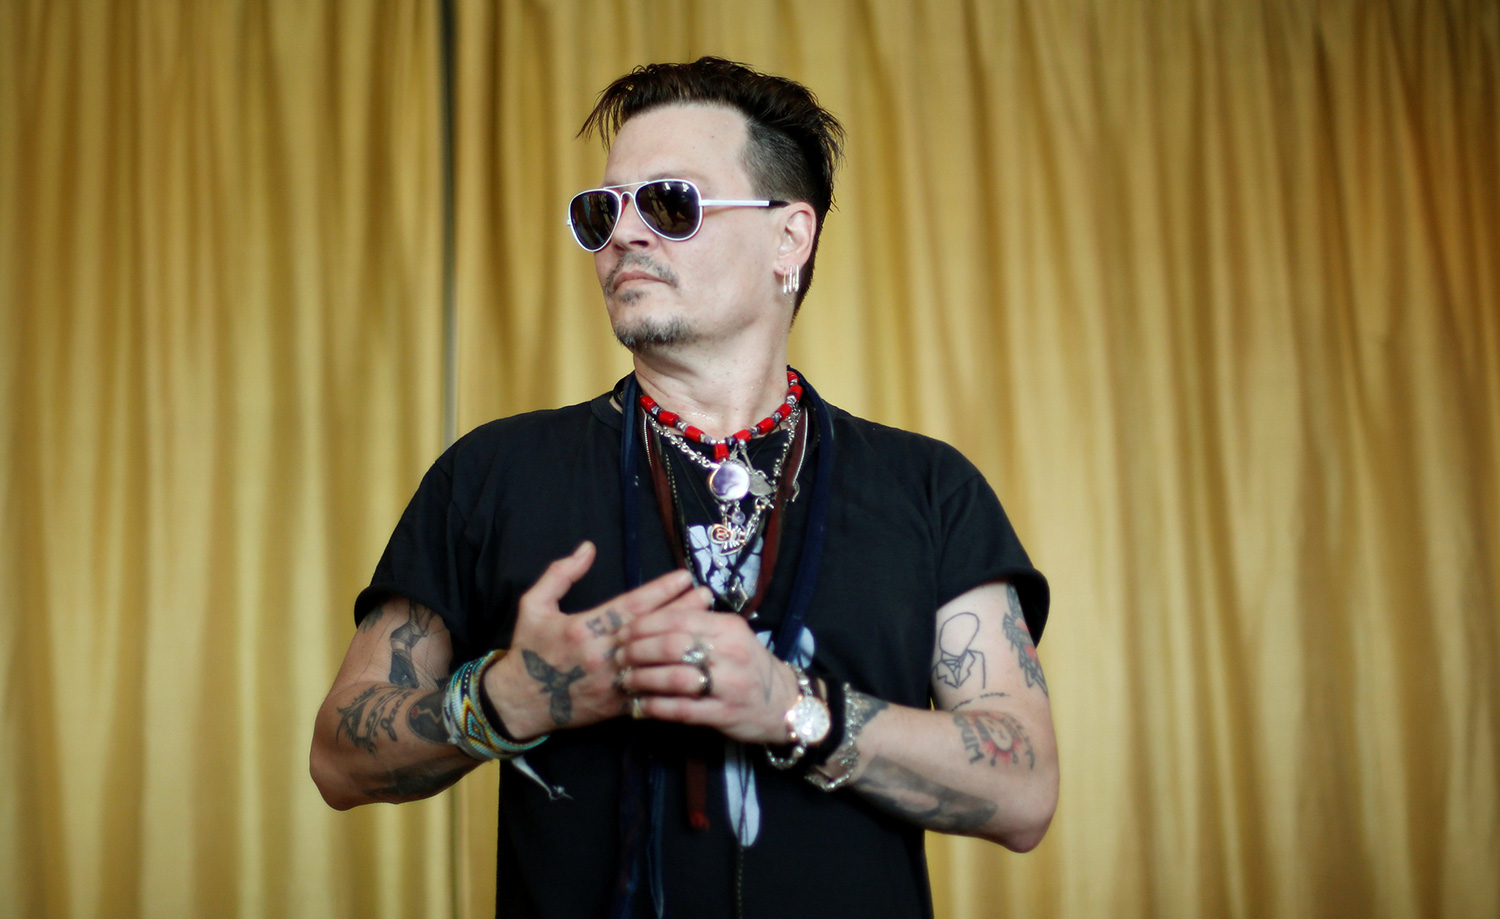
top-left (680, 635), bottom-right (713, 668)
top-left (696, 666), bottom-right (713, 699)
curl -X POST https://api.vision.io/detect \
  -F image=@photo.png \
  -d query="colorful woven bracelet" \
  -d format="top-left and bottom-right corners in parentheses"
top-left (442, 649), bottom-right (549, 761)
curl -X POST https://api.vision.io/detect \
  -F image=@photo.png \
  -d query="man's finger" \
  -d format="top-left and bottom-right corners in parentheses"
top-left (522, 541), bottom-right (598, 610)
top-left (605, 568), bottom-right (703, 619)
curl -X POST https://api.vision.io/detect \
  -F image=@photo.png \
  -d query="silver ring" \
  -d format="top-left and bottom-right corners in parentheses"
top-left (680, 635), bottom-right (713, 668)
top-left (696, 666), bottom-right (713, 699)
top-left (630, 696), bottom-right (647, 720)
top-left (614, 665), bottom-right (633, 693)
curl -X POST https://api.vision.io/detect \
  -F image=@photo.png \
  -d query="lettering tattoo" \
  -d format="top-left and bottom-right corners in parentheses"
top-left (933, 611), bottom-right (986, 689)
top-left (522, 650), bottom-right (586, 727)
top-left (853, 756), bottom-right (998, 833)
top-left (1001, 586), bottom-right (1048, 698)
top-left (388, 601), bottom-right (438, 689)
top-left (953, 711), bottom-right (1035, 769)
top-left (584, 608), bottom-right (624, 639)
top-left (336, 685), bottom-right (412, 754)
top-left (951, 692), bottom-right (1010, 711)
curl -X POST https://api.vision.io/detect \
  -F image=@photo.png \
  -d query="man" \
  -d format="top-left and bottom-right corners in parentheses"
top-left (312, 57), bottom-right (1056, 919)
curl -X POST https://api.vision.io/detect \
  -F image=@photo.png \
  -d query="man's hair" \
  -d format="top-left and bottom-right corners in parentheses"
top-left (580, 57), bottom-right (845, 313)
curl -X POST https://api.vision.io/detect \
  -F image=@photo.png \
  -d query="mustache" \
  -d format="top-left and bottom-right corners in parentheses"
top-left (605, 252), bottom-right (678, 291)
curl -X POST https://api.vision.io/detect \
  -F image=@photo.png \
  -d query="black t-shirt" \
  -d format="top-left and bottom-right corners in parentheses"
top-left (356, 379), bottom-right (1048, 919)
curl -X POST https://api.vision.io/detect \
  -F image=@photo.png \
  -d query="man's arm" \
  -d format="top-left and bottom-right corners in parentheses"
top-left (310, 597), bottom-right (478, 810)
top-left (311, 543), bottom-right (712, 810)
top-left (837, 581), bottom-right (1057, 850)
top-left (618, 579), bottom-right (1057, 851)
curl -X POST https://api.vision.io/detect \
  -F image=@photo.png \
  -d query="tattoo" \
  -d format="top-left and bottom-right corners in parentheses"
top-left (522, 650), bottom-right (586, 727)
top-left (407, 691), bottom-right (449, 744)
top-left (388, 601), bottom-right (438, 688)
top-left (853, 756), bottom-right (998, 832)
top-left (933, 612), bottom-right (986, 689)
top-left (367, 761), bottom-right (471, 800)
top-left (1002, 586), bottom-right (1048, 698)
top-left (845, 690), bottom-right (888, 744)
top-left (335, 685), bottom-right (411, 754)
top-left (584, 608), bottom-right (624, 639)
top-left (357, 609), bottom-right (382, 633)
top-left (951, 692), bottom-right (1009, 711)
top-left (953, 711), bottom-right (1034, 769)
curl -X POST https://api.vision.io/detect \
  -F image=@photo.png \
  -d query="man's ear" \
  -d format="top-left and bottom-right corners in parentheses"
top-left (777, 201), bottom-right (817, 266)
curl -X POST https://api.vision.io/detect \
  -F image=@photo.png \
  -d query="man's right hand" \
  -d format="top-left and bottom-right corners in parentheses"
top-left (483, 541), bottom-right (711, 740)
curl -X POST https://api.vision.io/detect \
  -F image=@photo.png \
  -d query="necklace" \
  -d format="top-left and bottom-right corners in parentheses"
top-left (649, 406), bottom-right (801, 557)
top-left (638, 369), bottom-right (804, 464)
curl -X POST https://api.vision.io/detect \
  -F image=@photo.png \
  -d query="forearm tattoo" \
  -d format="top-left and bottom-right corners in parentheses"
top-left (388, 600), bottom-right (439, 688)
top-left (1001, 585), bottom-right (1048, 698)
top-left (522, 650), bottom-right (586, 727)
top-left (846, 689), bottom-right (888, 741)
top-left (953, 711), bottom-right (1035, 769)
top-left (335, 687), bottom-right (448, 754)
top-left (853, 756), bottom-right (998, 833)
top-left (367, 761), bottom-right (471, 800)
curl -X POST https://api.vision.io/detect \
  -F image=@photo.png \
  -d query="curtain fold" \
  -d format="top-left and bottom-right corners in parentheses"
top-left (3, 1), bottom-right (1496, 917)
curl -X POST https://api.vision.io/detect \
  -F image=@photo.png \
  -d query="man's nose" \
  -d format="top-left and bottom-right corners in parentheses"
top-left (609, 192), bottom-right (658, 248)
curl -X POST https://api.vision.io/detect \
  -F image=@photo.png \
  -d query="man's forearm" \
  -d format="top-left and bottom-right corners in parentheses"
top-left (832, 692), bottom-right (1058, 851)
top-left (310, 680), bottom-right (478, 810)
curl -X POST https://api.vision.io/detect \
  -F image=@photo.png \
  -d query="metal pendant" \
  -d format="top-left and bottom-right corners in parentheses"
top-left (708, 460), bottom-right (751, 502)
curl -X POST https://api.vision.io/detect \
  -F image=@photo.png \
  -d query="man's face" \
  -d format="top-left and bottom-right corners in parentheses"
top-left (593, 104), bottom-right (783, 353)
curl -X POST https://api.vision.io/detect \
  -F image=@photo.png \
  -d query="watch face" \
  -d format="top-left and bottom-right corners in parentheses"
top-left (791, 696), bottom-right (831, 745)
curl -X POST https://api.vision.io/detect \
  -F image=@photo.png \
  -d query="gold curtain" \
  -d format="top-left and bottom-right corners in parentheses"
top-left (4, 1), bottom-right (1497, 918)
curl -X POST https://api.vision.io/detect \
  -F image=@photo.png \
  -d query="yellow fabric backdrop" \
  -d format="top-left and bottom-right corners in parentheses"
top-left (3, 1), bottom-right (1497, 917)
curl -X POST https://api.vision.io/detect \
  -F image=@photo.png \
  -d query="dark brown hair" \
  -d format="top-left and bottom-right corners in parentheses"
top-left (580, 57), bottom-right (845, 312)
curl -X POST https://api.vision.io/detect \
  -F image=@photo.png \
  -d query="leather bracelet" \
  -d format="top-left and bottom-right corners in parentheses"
top-left (808, 677), bottom-right (847, 768)
top-left (443, 649), bottom-right (549, 761)
top-left (805, 682), bottom-right (862, 791)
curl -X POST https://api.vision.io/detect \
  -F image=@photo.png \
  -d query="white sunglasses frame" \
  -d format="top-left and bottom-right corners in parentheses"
top-left (565, 178), bottom-right (788, 252)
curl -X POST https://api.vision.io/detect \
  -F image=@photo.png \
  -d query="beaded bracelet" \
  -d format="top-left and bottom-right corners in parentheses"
top-left (443, 649), bottom-right (549, 761)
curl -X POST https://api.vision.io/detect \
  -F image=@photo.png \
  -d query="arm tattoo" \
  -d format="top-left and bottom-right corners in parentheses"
top-left (388, 601), bottom-right (438, 688)
top-left (367, 761), bottom-right (472, 800)
top-left (335, 685), bottom-right (411, 754)
top-left (954, 711), bottom-right (1035, 769)
top-left (1001, 586), bottom-right (1048, 698)
top-left (933, 611), bottom-right (986, 689)
top-left (522, 650), bottom-right (586, 727)
top-left (853, 756), bottom-right (998, 833)
top-left (846, 690), bottom-right (888, 740)
top-left (951, 692), bottom-right (1009, 711)
top-left (407, 690), bottom-right (449, 744)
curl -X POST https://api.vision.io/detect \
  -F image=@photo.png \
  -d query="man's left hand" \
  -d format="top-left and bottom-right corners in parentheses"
top-left (616, 608), bottom-right (801, 745)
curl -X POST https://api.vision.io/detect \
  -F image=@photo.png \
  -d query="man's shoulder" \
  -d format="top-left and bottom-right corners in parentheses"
top-left (829, 405), bottom-right (980, 475)
top-left (441, 397), bottom-right (610, 474)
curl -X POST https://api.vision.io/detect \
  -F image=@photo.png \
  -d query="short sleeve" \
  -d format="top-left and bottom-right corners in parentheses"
top-left (353, 447), bottom-right (481, 660)
top-left (935, 468), bottom-right (1051, 644)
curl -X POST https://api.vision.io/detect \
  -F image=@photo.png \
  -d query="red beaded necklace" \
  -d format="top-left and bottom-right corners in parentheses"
top-left (637, 369), bottom-right (804, 462)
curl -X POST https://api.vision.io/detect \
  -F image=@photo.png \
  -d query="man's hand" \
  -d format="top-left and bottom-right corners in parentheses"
top-left (615, 606), bottom-right (802, 746)
top-left (483, 542), bottom-right (713, 740)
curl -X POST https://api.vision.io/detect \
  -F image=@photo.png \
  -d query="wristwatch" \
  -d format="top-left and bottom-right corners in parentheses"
top-left (764, 664), bottom-right (830, 770)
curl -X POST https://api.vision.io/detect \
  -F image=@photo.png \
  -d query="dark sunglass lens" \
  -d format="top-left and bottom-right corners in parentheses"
top-left (570, 192), bottom-right (619, 250)
top-left (637, 181), bottom-right (700, 239)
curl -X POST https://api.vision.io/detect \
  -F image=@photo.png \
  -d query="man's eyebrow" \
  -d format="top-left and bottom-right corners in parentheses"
top-left (600, 170), bottom-right (711, 188)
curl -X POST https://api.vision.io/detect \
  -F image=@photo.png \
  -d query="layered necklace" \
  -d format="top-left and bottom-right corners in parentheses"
top-left (639, 371), bottom-right (806, 611)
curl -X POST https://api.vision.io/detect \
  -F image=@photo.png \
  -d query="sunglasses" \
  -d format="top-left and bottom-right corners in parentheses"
top-left (566, 179), bottom-right (788, 252)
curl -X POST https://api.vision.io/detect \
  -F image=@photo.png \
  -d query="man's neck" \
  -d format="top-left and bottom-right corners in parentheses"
top-left (631, 347), bottom-right (794, 440)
